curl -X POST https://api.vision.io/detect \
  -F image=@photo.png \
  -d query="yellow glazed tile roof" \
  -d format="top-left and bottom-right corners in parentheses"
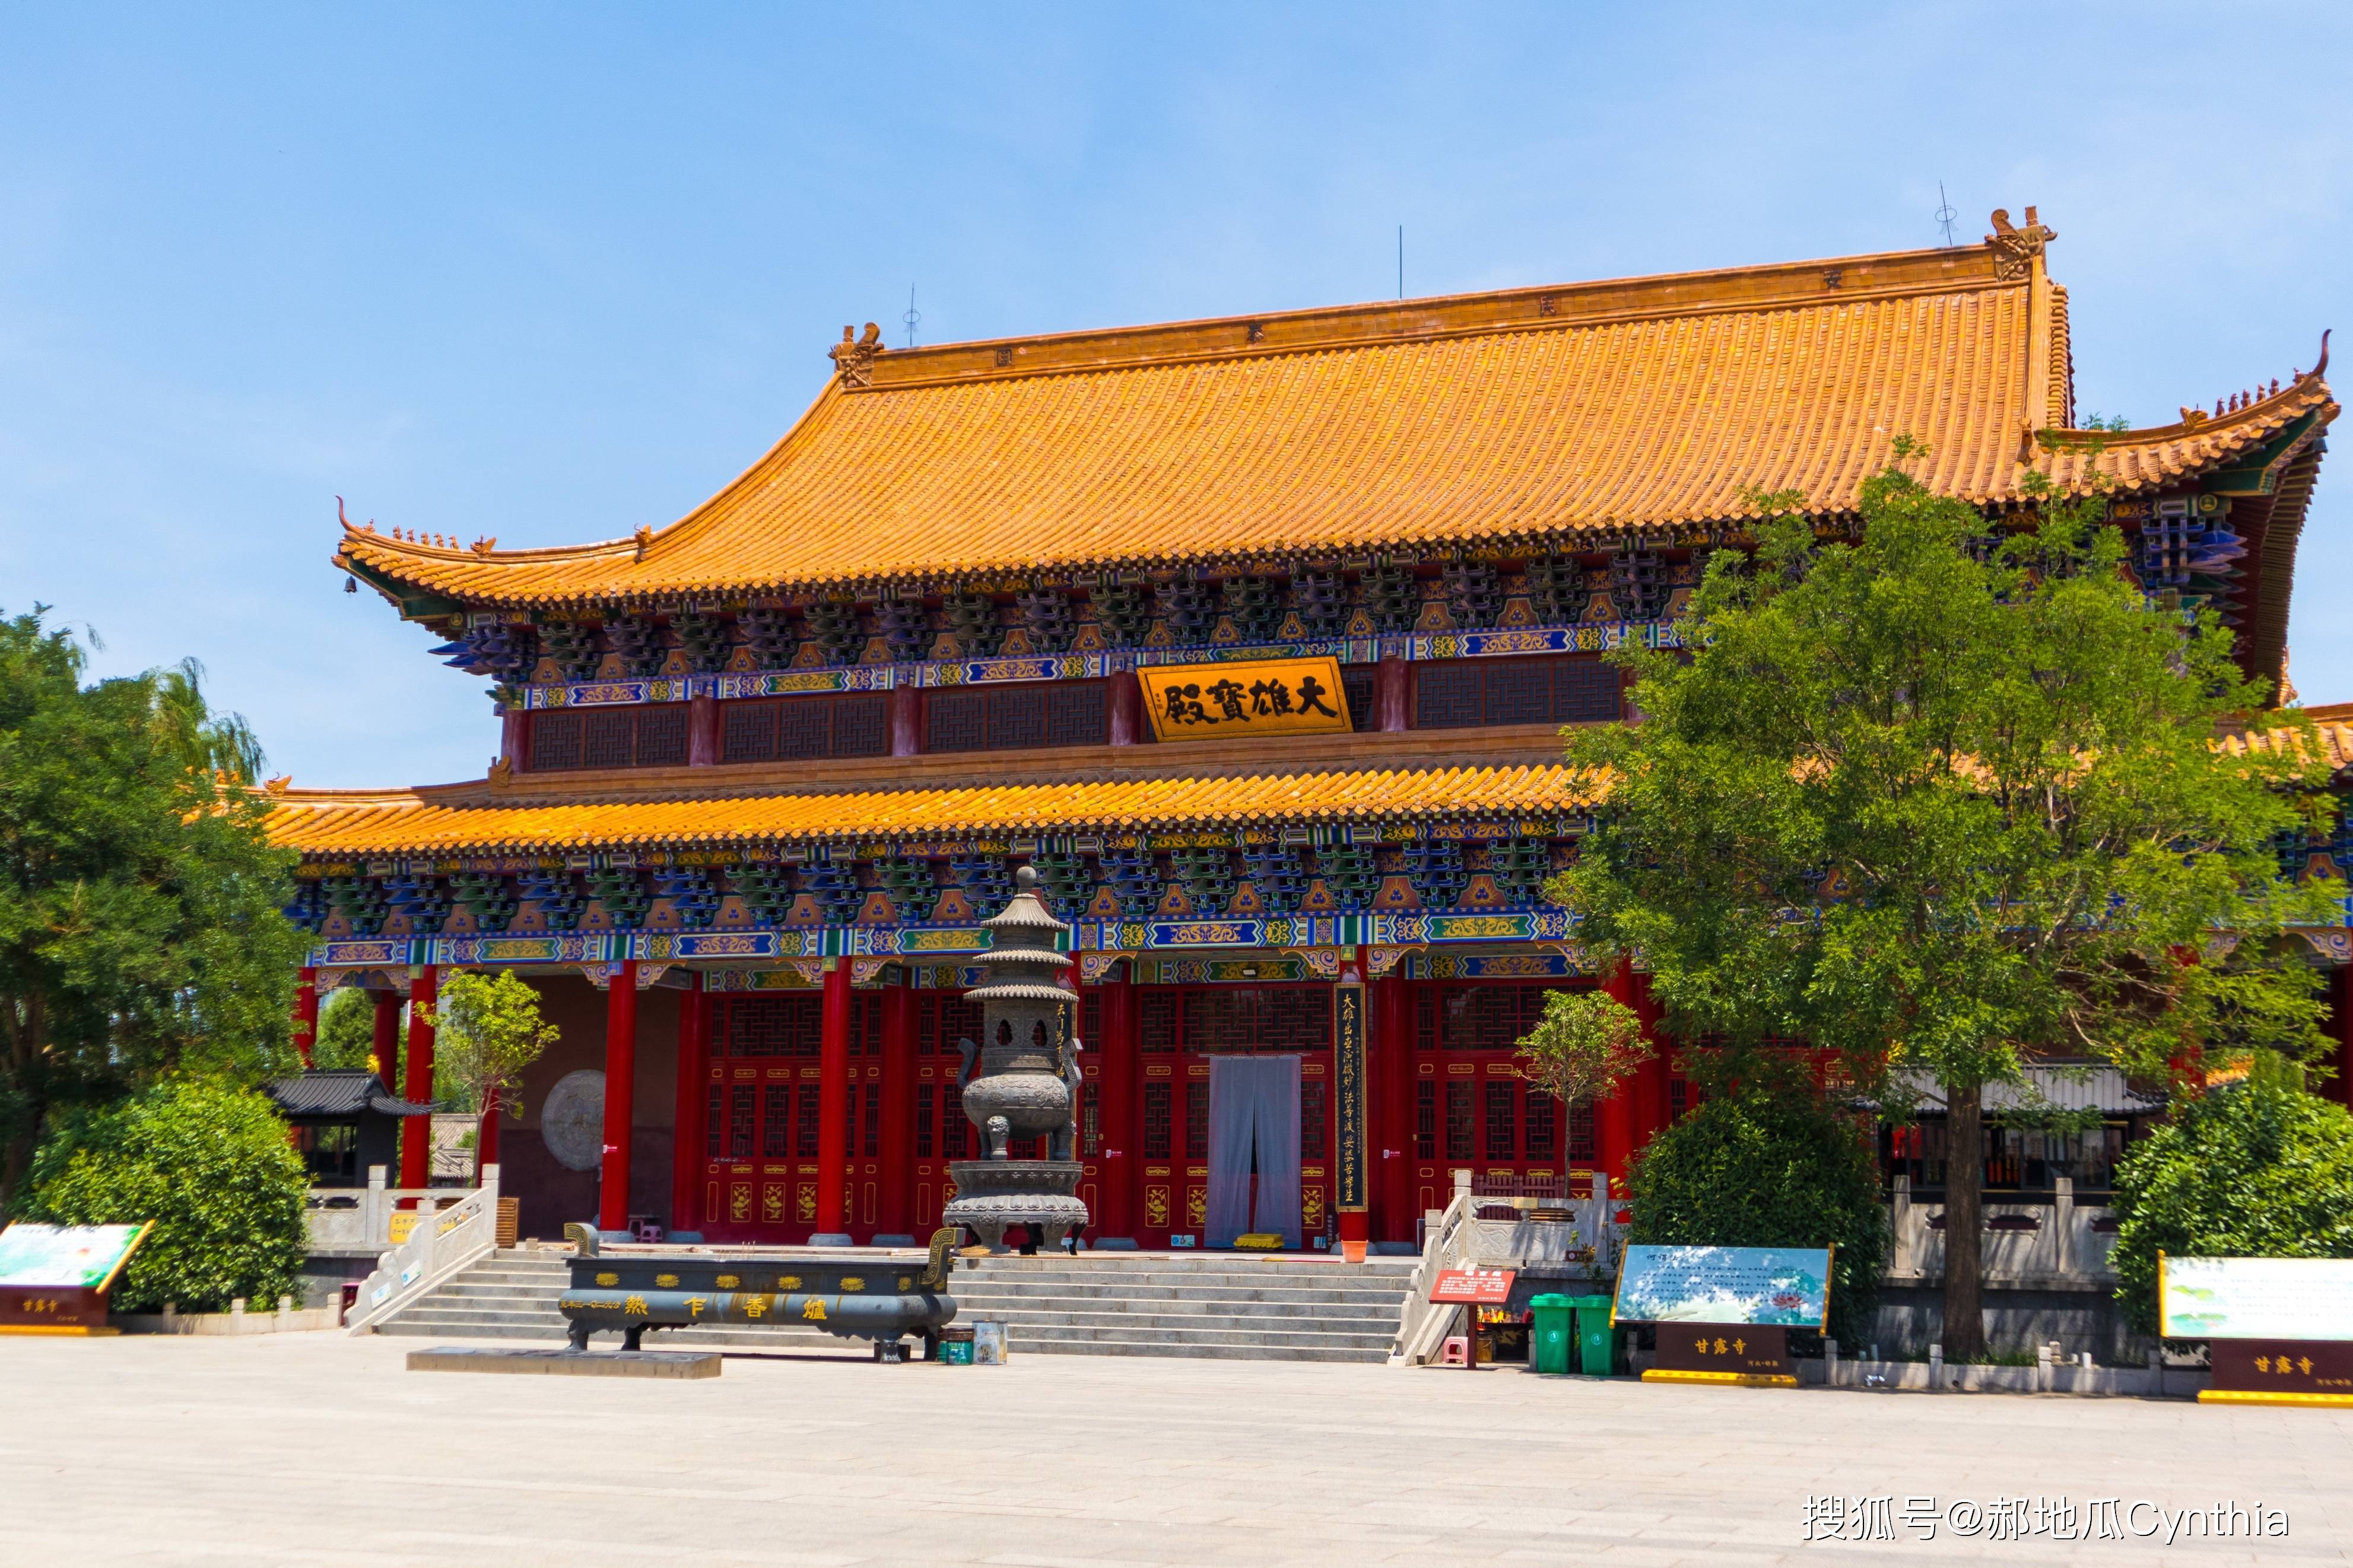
top-left (336, 219), bottom-right (2330, 610)
top-left (264, 765), bottom-right (1602, 858)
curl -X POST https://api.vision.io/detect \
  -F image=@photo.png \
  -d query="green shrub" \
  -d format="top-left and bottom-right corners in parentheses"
top-left (2109, 1068), bottom-right (2353, 1337)
top-left (1627, 1083), bottom-right (1888, 1346)
top-left (18, 1079), bottom-right (308, 1312)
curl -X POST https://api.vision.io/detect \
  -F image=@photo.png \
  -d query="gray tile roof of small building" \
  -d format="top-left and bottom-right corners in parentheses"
top-left (263, 1070), bottom-right (437, 1119)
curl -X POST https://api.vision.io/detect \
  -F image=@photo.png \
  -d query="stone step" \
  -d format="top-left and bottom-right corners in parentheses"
top-left (991, 1335), bottom-right (1391, 1364)
top-left (950, 1296), bottom-right (1401, 1325)
top-left (948, 1308), bottom-right (1397, 1341)
top-left (954, 1281), bottom-right (1409, 1303)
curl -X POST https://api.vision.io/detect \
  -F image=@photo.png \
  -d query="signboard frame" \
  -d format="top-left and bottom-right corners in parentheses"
top-left (2159, 1254), bottom-right (2353, 1407)
top-left (1138, 656), bottom-right (1354, 742)
top-left (0, 1221), bottom-right (152, 1335)
top-left (1609, 1243), bottom-right (1834, 1331)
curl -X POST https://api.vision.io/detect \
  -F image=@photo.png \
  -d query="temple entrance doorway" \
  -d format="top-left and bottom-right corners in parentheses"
top-left (1206, 1054), bottom-right (1302, 1248)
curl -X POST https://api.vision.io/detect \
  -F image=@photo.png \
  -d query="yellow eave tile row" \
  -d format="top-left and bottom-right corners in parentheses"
top-left (264, 765), bottom-right (1606, 858)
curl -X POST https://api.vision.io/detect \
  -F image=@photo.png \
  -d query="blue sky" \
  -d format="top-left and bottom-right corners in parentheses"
top-left (3, 4), bottom-right (2346, 787)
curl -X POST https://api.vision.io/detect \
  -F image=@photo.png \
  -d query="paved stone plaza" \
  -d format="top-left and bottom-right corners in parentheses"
top-left (6, 1334), bottom-right (2349, 1566)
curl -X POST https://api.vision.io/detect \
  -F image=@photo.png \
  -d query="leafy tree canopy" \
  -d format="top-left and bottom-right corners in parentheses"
top-left (423, 969), bottom-right (558, 1126)
top-left (314, 984), bottom-right (401, 1074)
top-left (0, 607), bottom-right (304, 1211)
top-left (2109, 1057), bottom-right (2353, 1336)
top-left (1551, 455), bottom-right (2335, 1354)
top-left (19, 1079), bottom-right (308, 1313)
top-left (1513, 988), bottom-right (1648, 1116)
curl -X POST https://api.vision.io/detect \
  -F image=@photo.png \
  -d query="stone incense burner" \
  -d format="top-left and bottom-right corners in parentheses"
top-left (942, 866), bottom-right (1091, 1251)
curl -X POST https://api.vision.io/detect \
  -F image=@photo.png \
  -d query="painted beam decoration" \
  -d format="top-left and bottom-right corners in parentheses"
top-left (1141, 656), bottom-right (1352, 740)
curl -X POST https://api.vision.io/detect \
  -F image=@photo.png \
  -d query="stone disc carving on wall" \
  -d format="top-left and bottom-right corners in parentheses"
top-left (540, 1069), bottom-right (606, 1172)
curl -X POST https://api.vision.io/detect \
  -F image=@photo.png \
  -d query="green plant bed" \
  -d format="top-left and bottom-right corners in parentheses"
top-left (17, 1080), bottom-right (308, 1312)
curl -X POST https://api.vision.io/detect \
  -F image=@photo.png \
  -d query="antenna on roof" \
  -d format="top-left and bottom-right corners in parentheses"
top-left (1934, 183), bottom-right (1960, 249)
top-left (1398, 225), bottom-right (1405, 300)
top-left (903, 285), bottom-right (921, 349)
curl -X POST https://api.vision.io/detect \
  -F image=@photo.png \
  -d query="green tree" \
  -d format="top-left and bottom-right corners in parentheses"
top-left (313, 985), bottom-right (402, 1075)
top-left (2109, 1058), bottom-right (2353, 1336)
top-left (1552, 457), bottom-right (2334, 1358)
top-left (18, 1079), bottom-right (307, 1312)
top-left (0, 609), bottom-right (306, 1213)
top-left (421, 970), bottom-right (557, 1172)
top-left (1513, 987), bottom-right (1650, 1141)
top-left (1625, 1058), bottom-right (1888, 1347)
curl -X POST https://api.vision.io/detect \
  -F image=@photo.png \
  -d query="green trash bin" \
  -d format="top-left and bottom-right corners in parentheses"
top-left (1571, 1295), bottom-right (1617, 1376)
top-left (1528, 1294), bottom-right (1574, 1376)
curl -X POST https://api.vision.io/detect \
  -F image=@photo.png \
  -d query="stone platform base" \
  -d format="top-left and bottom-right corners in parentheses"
top-left (407, 1347), bottom-right (720, 1379)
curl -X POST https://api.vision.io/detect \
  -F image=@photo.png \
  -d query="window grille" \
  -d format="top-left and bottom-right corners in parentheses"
top-left (918, 993), bottom-right (983, 1057)
top-left (1669, 1080), bottom-right (1688, 1124)
top-left (916, 1084), bottom-right (935, 1159)
top-left (942, 1084), bottom-right (968, 1159)
top-left (1186, 1082), bottom-right (1210, 1160)
top-left (706, 1083), bottom-right (725, 1158)
top-left (1415, 1080), bottom-right (1436, 1159)
top-left (1301, 1082), bottom-right (1327, 1160)
top-left (583, 710), bottom-right (634, 768)
top-left (1525, 1087), bottom-right (1558, 1160)
top-left (1046, 682), bottom-right (1109, 746)
top-left (723, 995), bottom-right (823, 1058)
top-left (1341, 665), bottom-right (1378, 731)
top-left (1414, 654), bottom-right (1623, 730)
top-left (1445, 1081), bottom-right (1475, 1160)
top-left (862, 1082), bottom-right (881, 1157)
top-left (929, 680), bottom-right (1110, 752)
top-left (1080, 992), bottom-right (1103, 1048)
top-left (533, 711), bottom-right (583, 771)
top-left (1484, 1080), bottom-right (1517, 1160)
top-left (761, 1084), bottom-right (792, 1159)
top-left (728, 1084), bottom-right (755, 1159)
top-left (1567, 1102), bottom-right (1596, 1163)
top-left (636, 705), bottom-right (688, 766)
top-left (795, 1084), bottom-right (821, 1158)
top-left (1139, 991), bottom-right (1180, 1053)
top-left (1082, 1080), bottom-right (1100, 1157)
top-left (1142, 1083), bottom-right (1171, 1159)
top-left (777, 697), bottom-right (830, 759)
top-left (716, 693), bottom-right (887, 762)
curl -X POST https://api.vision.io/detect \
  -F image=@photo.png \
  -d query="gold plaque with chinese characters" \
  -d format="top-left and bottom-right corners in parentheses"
top-left (1139, 656), bottom-right (1352, 741)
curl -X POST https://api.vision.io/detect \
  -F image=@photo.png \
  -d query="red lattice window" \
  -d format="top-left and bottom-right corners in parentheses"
top-left (862, 1082), bottom-right (881, 1157)
top-left (1568, 1102), bottom-right (1596, 1163)
top-left (916, 1084), bottom-right (935, 1159)
top-left (852, 993), bottom-right (884, 1057)
top-left (532, 711), bottom-right (582, 771)
top-left (636, 705), bottom-right (687, 766)
top-left (1139, 991), bottom-right (1180, 1054)
top-left (761, 1084), bottom-right (792, 1158)
top-left (723, 995), bottom-right (823, 1058)
top-left (1081, 1079), bottom-right (1100, 1157)
top-left (719, 693), bottom-right (887, 763)
top-left (1417, 984), bottom-right (1564, 1054)
top-left (535, 705), bottom-right (691, 771)
top-left (1414, 654), bottom-right (1622, 731)
top-left (728, 1084), bottom-right (755, 1159)
top-left (1485, 1080), bottom-right (1517, 1160)
top-left (918, 993), bottom-right (983, 1057)
top-left (1526, 1088), bottom-right (1558, 1160)
top-left (928, 681), bottom-right (1108, 752)
top-left (706, 1083), bottom-right (725, 1159)
top-left (942, 1084), bottom-right (968, 1160)
top-left (1186, 1082), bottom-right (1209, 1159)
top-left (1080, 991), bottom-right (1103, 1049)
top-left (1143, 1083), bottom-right (1171, 1159)
top-left (1446, 1081), bottom-right (1475, 1160)
top-left (1341, 665), bottom-right (1379, 732)
top-left (1301, 1082), bottom-right (1327, 1160)
top-left (583, 710), bottom-right (634, 768)
top-left (1416, 1081), bottom-right (1436, 1160)
top-left (795, 1084), bottom-right (821, 1158)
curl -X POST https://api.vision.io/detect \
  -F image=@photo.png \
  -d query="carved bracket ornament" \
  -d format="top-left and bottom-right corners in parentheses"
top-left (1984, 205), bottom-right (2056, 282)
top-left (1078, 952), bottom-right (1128, 984)
top-left (828, 322), bottom-right (886, 387)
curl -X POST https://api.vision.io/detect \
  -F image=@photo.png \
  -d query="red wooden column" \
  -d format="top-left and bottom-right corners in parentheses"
top-left (399, 965), bottom-right (439, 1188)
top-left (879, 973), bottom-right (917, 1235)
top-left (372, 990), bottom-right (402, 1093)
top-left (598, 960), bottom-right (640, 1233)
top-left (291, 967), bottom-right (319, 1068)
top-left (501, 707), bottom-right (531, 773)
top-left (1374, 971), bottom-right (1415, 1243)
top-left (671, 972), bottom-right (708, 1233)
top-left (1598, 960), bottom-right (1638, 1200)
top-left (815, 957), bottom-right (853, 1238)
top-left (1096, 960), bottom-right (1138, 1238)
top-left (1107, 672), bottom-right (1144, 746)
top-left (889, 685), bottom-right (923, 757)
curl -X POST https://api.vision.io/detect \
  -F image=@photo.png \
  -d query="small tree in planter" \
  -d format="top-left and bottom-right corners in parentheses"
top-left (1514, 987), bottom-right (1651, 1191)
top-left (420, 971), bottom-right (558, 1179)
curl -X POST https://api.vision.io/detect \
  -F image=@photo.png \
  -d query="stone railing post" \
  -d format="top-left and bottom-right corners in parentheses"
top-left (365, 1165), bottom-right (389, 1248)
top-left (2053, 1175), bottom-right (2073, 1276)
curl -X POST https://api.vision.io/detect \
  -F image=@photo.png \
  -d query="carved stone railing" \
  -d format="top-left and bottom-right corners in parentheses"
top-left (1394, 1171), bottom-right (1475, 1365)
top-left (1886, 1174), bottom-right (2120, 1284)
top-left (344, 1165), bottom-right (500, 1334)
top-left (301, 1166), bottom-right (447, 1254)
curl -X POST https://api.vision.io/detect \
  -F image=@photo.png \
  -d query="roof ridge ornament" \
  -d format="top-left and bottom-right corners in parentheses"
top-left (829, 322), bottom-right (887, 388)
top-left (1984, 205), bottom-right (2056, 282)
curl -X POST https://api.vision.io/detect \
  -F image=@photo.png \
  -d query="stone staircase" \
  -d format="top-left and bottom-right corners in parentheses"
top-left (370, 1248), bottom-right (1417, 1363)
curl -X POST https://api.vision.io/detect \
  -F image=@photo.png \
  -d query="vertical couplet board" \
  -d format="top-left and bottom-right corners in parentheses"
top-left (1333, 981), bottom-right (1368, 1215)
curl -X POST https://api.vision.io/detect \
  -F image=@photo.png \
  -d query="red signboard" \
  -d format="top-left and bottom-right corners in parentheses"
top-left (1430, 1268), bottom-right (1517, 1305)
